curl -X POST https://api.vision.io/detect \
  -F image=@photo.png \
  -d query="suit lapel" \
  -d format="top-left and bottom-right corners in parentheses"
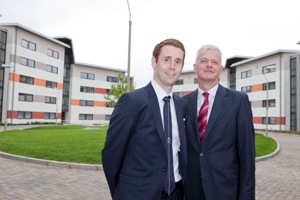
top-left (203, 85), bottom-right (228, 142)
top-left (186, 90), bottom-right (200, 144)
top-left (146, 83), bottom-right (166, 149)
top-left (173, 95), bottom-right (186, 145)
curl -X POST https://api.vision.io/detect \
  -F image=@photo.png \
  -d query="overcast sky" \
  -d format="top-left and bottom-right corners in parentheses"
top-left (1, 0), bottom-right (300, 88)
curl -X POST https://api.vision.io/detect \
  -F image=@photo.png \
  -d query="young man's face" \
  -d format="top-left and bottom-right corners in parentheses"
top-left (152, 45), bottom-right (184, 90)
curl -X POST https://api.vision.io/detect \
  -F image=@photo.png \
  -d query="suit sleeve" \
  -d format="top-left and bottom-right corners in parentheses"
top-left (237, 94), bottom-right (256, 200)
top-left (102, 93), bottom-right (139, 197)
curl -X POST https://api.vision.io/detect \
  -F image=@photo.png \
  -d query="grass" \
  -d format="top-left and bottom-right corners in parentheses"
top-left (0, 125), bottom-right (107, 164)
top-left (0, 125), bottom-right (277, 164)
top-left (255, 133), bottom-right (277, 157)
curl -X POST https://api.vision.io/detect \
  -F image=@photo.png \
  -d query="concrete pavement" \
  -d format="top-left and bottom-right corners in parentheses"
top-left (0, 125), bottom-right (300, 199)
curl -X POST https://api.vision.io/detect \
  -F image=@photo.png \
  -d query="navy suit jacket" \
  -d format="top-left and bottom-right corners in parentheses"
top-left (183, 84), bottom-right (255, 200)
top-left (102, 82), bottom-right (189, 200)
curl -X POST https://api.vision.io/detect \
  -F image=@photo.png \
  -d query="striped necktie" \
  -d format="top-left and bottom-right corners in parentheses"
top-left (197, 92), bottom-right (209, 143)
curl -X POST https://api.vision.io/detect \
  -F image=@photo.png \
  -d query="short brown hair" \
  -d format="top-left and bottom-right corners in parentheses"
top-left (152, 38), bottom-right (185, 63)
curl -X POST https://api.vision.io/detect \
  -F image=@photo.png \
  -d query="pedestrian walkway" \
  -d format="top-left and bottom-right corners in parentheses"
top-left (255, 132), bottom-right (300, 200)
top-left (0, 126), bottom-right (300, 199)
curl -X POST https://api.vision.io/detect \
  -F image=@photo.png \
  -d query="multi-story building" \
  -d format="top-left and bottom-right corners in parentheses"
top-left (67, 62), bottom-right (125, 125)
top-left (174, 49), bottom-right (300, 131)
top-left (0, 23), bottom-right (127, 125)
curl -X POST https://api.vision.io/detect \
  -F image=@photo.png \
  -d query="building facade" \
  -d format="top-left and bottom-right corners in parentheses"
top-left (67, 62), bottom-right (125, 125)
top-left (0, 23), bottom-right (126, 125)
top-left (173, 50), bottom-right (300, 131)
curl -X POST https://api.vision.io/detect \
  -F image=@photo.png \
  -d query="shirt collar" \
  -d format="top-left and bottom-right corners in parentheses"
top-left (151, 80), bottom-right (173, 101)
top-left (197, 84), bottom-right (219, 98)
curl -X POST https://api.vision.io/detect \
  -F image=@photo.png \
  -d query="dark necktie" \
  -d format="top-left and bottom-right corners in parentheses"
top-left (197, 92), bottom-right (209, 143)
top-left (163, 96), bottom-right (175, 195)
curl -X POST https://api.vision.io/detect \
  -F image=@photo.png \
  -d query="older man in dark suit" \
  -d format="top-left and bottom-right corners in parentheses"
top-left (102, 38), bottom-right (188, 200)
top-left (184, 44), bottom-right (255, 200)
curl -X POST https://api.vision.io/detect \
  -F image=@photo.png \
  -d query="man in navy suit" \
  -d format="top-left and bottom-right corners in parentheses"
top-left (183, 44), bottom-right (255, 200)
top-left (102, 38), bottom-right (189, 200)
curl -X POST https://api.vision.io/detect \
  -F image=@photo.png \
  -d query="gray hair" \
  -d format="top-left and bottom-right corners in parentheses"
top-left (195, 44), bottom-right (222, 63)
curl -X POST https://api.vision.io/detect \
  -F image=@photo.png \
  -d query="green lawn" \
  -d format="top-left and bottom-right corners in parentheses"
top-left (255, 133), bottom-right (277, 157)
top-left (0, 125), bottom-right (277, 164)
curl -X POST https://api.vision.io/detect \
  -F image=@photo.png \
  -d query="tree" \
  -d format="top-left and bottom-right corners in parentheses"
top-left (104, 74), bottom-right (134, 107)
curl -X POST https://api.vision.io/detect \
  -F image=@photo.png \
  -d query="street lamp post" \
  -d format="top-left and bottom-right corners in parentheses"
top-left (126, 0), bottom-right (132, 92)
top-left (54, 88), bottom-right (61, 125)
top-left (1, 64), bottom-right (11, 132)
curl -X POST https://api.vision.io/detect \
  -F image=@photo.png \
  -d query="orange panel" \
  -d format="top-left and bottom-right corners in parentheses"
top-left (57, 82), bottom-right (63, 90)
top-left (8, 73), bottom-right (20, 82)
top-left (253, 117), bottom-right (262, 124)
top-left (32, 112), bottom-right (44, 119)
top-left (56, 113), bottom-right (61, 119)
top-left (94, 101), bottom-right (106, 107)
top-left (34, 78), bottom-right (46, 87)
top-left (71, 99), bottom-right (80, 105)
top-left (276, 117), bottom-right (286, 125)
top-left (7, 110), bottom-right (17, 118)
top-left (94, 88), bottom-right (106, 94)
top-left (252, 84), bottom-right (263, 92)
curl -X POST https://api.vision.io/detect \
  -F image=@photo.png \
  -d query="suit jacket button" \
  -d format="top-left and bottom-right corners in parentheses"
top-left (162, 167), bottom-right (166, 172)
top-left (200, 153), bottom-right (204, 157)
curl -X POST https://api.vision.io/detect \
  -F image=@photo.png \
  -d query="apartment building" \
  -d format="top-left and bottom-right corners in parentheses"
top-left (0, 23), bottom-right (126, 125)
top-left (67, 62), bottom-right (125, 125)
top-left (173, 49), bottom-right (300, 131)
top-left (0, 23), bottom-right (67, 124)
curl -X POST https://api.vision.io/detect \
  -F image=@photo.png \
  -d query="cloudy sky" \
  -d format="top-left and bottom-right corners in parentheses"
top-left (1, 0), bottom-right (300, 88)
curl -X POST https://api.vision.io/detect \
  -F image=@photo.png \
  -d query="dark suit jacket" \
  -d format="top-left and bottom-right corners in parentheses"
top-left (102, 82), bottom-right (189, 200)
top-left (183, 84), bottom-right (255, 200)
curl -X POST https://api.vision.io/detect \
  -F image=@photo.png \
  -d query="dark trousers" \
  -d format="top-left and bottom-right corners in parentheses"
top-left (161, 180), bottom-right (184, 200)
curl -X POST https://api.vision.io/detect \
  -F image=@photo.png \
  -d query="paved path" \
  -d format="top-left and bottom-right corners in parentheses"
top-left (0, 126), bottom-right (300, 199)
top-left (255, 132), bottom-right (300, 200)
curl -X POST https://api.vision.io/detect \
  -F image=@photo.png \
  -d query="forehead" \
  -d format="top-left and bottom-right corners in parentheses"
top-left (199, 49), bottom-right (220, 60)
top-left (160, 45), bottom-right (184, 58)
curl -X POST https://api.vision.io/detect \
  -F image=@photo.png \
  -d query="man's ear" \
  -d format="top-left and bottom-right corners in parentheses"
top-left (151, 56), bottom-right (157, 69)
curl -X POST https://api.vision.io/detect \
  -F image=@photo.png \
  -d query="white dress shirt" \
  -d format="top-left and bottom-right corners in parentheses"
top-left (151, 80), bottom-right (181, 182)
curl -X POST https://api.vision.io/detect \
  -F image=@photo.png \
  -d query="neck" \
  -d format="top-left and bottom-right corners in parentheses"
top-left (198, 81), bottom-right (218, 92)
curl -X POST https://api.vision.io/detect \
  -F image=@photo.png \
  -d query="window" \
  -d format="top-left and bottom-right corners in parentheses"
top-left (80, 100), bottom-right (94, 106)
top-left (20, 57), bottom-right (35, 68)
top-left (107, 76), bottom-right (118, 83)
top-left (64, 68), bottom-right (70, 78)
top-left (46, 80), bottom-right (57, 88)
top-left (47, 49), bottom-right (59, 59)
top-left (194, 78), bottom-right (198, 84)
top-left (262, 99), bottom-right (276, 107)
top-left (262, 64), bottom-right (276, 74)
top-left (263, 82), bottom-right (276, 90)
top-left (241, 70), bottom-right (252, 79)
top-left (18, 111), bottom-right (32, 119)
top-left (80, 86), bottom-right (94, 93)
top-left (79, 114), bottom-right (93, 120)
top-left (44, 112), bottom-right (56, 119)
top-left (262, 117), bottom-right (276, 125)
top-left (241, 85), bottom-right (252, 93)
top-left (21, 39), bottom-right (36, 51)
top-left (175, 79), bottom-right (183, 85)
top-left (20, 75), bottom-right (34, 85)
top-left (105, 115), bottom-right (111, 121)
top-left (18, 93), bottom-right (33, 102)
top-left (46, 65), bottom-right (58, 74)
top-left (45, 96), bottom-right (57, 104)
top-left (81, 72), bottom-right (95, 80)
